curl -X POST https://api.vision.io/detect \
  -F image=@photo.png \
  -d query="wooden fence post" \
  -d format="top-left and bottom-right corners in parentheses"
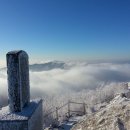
top-left (83, 103), bottom-right (86, 115)
top-left (56, 107), bottom-right (59, 121)
top-left (68, 100), bottom-right (70, 117)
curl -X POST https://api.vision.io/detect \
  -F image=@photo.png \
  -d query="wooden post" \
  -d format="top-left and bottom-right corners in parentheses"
top-left (56, 107), bottom-right (59, 121)
top-left (83, 103), bottom-right (86, 115)
top-left (68, 100), bottom-right (70, 117)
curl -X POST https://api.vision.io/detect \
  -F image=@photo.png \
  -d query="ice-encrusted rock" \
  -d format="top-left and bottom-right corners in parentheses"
top-left (71, 92), bottom-right (130, 130)
top-left (7, 50), bottom-right (30, 112)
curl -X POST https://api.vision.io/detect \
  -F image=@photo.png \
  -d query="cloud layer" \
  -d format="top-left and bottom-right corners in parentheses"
top-left (30, 62), bottom-right (130, 96)
top-left (0, 61), bottom-right (130, 106)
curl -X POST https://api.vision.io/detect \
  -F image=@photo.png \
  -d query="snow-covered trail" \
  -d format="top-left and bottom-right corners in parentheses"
top-left (44, 115), bottom-right (85, 130)
top-left (58, 116), bottom-right (85, 130)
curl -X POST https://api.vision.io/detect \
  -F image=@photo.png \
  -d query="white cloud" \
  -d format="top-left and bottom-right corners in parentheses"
top-left (0, 61), bottom-right (130, 105)
top-left (0, 60), bottom-right (6, 68)
top-left (29, 62), bottom-right (130, 97)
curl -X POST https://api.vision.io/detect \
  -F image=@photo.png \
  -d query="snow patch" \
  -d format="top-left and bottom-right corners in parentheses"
top-left (0, 99), bottom-right (42, 121)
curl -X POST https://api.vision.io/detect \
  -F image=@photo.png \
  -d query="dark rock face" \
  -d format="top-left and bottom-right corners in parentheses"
top-left (6, 50), bottom-right (30, 112)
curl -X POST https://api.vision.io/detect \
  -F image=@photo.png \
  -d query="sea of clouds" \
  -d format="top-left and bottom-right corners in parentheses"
top-left (30, 61), bottom-right (130, 95)
top-left (0, 61), bottom-right (130, 106)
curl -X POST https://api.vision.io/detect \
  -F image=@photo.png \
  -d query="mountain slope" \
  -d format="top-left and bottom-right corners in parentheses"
top-left (72, 91), bottom-right (130, 130)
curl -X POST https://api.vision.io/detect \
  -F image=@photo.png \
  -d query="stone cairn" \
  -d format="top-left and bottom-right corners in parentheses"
top-left (0, 50), bottom-right (43, 130)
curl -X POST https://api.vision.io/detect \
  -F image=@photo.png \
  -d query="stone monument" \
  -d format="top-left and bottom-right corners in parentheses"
top-left (0, 50), bottom-right (43, 130)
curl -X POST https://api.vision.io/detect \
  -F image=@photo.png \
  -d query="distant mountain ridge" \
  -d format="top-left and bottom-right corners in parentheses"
top-left (29, 61), bottom-right (66, 71)
top-left (0, 61), bottom-right (66, 72)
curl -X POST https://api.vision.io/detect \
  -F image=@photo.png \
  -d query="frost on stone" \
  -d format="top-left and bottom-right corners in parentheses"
top-left (0, 50), bottom-right (43, 130)
top-left (0, 99), bottom-right (42, 121)
top-left (7, 50), bottom-right (30, 112)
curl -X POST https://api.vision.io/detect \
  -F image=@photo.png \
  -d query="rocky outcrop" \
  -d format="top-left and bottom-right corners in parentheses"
top-left (72, 91), bottom-right (130, 130)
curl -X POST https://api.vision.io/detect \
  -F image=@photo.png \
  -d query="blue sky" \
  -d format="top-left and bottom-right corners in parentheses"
top-left (0, 0), bottom-right (130, 64)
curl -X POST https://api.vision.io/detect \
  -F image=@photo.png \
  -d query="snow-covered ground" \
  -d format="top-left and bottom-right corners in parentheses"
top-left (0, 99), bottom-right (41, 121)
top-left (71, 91), bottom-right (130, 130)
top-left (44, 90), bottom-right (130, 130)
top-left (44, 115), bottom-right (86, 130)
top-left (59, 116), bottom-right (86, 130)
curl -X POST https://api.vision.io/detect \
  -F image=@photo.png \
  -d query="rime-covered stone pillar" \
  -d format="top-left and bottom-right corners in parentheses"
top-left (6, 50), bottom-right (30, 112)
top-left (0, 50), bottom-right (43, 130)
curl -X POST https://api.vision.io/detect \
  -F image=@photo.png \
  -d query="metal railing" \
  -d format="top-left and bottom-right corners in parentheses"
top-left (43, 100), bottom-right (88, 126)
